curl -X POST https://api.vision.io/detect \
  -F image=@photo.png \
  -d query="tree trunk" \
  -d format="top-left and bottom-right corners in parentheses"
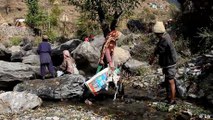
top-left (96, 1), bottom-right (110, 38)
top-left (110, 11), bottom-right (123, 31)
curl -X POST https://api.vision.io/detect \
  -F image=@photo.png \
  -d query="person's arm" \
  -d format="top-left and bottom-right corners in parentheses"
top-left (167, 39), bottom-right (177, 63)
top-left (99, 52), bottom-right (105, 65)
top-left (150, 39), bottom-right (168, 64)
top-left (105, 48), bottom-right (114, 70)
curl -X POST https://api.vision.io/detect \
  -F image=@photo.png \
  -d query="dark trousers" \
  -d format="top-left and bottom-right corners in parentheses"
top-left (40, 63), bottom-right (55, 77)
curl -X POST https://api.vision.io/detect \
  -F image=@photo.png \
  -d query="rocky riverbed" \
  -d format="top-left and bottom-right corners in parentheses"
top-left (0, 80), bottom-right (212, 120)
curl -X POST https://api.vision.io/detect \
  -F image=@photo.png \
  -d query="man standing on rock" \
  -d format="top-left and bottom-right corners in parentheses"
top-left (149, 21), bottom-right (178, 104)
top-left (37, 35), bottom-right (55, 80)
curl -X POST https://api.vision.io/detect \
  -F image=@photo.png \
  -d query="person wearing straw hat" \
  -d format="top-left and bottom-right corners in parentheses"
top-left (37, 35), bottom-right (55, 80)
top-left (149, 21), bottom-right (177, 104)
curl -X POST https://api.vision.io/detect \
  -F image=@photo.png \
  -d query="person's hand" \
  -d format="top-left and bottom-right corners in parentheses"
top-left (109, 62), bottom-right (114, 71)
top-left (110, 66), bottom-right (115, 71)
top-left (99, 59), bottom-right (104, 65)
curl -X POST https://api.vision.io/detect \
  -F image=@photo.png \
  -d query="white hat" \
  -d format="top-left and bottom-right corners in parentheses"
top-left (153, 21), bottom-right (166, 33)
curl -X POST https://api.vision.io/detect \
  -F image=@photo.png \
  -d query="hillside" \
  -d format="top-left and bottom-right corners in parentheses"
top-left (0, 0), bottom-right (176, 37)
top-left (0, 0), bottom-right (79, 23)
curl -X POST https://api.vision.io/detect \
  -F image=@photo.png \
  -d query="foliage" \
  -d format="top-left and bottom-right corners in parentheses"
top-left (69, 0), bottom-right (142, 37)
top-left (33, 36), bottom-right (42, 47)
top-left (26, 0), bottom-right (61, 40)
top-left (197, 27), bottom-right (213, 53)
top-left (26, 0), bottom-right (42, 28)
top-left (75, 14), bottom-right (101, 40)
top-left (177, 0), bottom-right (213, 54)
top-left (49, 4), bottom-right (62, 26)
top-left (10, 36), bottom-right (22, 46)
top-left (44, 30), bottom-right (59, 43)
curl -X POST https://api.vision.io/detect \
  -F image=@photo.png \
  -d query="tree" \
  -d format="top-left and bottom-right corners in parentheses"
top-left (177, 0), bottom-right (213, 53)
top-left (26, 0), bottom-right (42, 28)
top-left (69, 0), bottom-right (141, 37)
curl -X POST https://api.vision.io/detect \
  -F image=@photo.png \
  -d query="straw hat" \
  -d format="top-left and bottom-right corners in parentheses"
top-left (153, 21), bottom-right (166, 33)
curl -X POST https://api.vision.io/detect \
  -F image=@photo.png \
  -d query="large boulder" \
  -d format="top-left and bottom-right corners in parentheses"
top-left (14, 74), bottom-right (85, 99)
top-left (8, 45), bottom-right (21, 53)
top-left (72, 42), bottom-right (100, 73)
top-left (22, 54), bottom-right (40, 65)
top-left (24, 47), bottom-right (38, 56)
top-left (124, 59), bottom-right (148, 75)
top-left (114, 47), bottom-right (131, 66)
top-left (0, 60), bottom-right (36, 82)
top-left (90, 35), bottom-right (105, 50)
top-left (0, 61), bottom-right (37, 89)
top-left (0, 91), bottom-right (42, 114)
top-left (0, 43), bottom-right (12, 61)
top-left (11, 51), bottom-right (24, 62)
top-left (20, 37), bottom-right (34, 51)
top-left (51, 39), bottom-right (82, 66)
top-left (58, 39), bottom-right (82, 52)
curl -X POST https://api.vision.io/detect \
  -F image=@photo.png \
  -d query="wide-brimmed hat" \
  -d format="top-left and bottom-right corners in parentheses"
top-left (153, 21), bottom-right (166, 33)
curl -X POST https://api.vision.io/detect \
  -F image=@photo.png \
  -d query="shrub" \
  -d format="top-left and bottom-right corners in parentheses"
top-left (44, 30), bottom-right (58, 43)
top-left (75, 14), bottom-right (101, 40)
top-left (10, 36), bottom-right (22, 46)
top-left (33, 36), bottom-right (42, 47)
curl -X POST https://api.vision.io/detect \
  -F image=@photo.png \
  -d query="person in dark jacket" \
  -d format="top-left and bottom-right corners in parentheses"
top-left (149, 21), bottom-right (177, 104)
top-left (37, 35), bottom-right (55, 80)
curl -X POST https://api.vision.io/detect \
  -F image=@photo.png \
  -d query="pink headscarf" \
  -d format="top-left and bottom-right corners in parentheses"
top-left (63, 50), bottom-right (70, 58)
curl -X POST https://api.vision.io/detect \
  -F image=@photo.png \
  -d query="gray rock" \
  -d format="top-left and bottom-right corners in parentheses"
top-left (0, 60), bottom-right (35, 82)
top-left (11, 51), bottom-right (24, 62)
top-left (175, 79), bottom-right (187, 98)
top-left (210, 50), bottom-right (213, 55)
top-left (25, 49), bottom-right (36, 56)
top-left (124, 59), bottom-right (148, 75)
top-left (0, 61), bottom-right (38, 89)
top-left (177, 85), bottom-right (187, 98)
top-left (114, 47), bottom-right (131, 66)
top-left (0, 43), bottom-right (12, 61)
top-left (58, 39), bottom-right (82, 52)
top-left (22, 54), bottom-right (40, 65)
top-left (8, 45), bottom-right (21, 53)
top-left (90, 35), bottom-right (105, 50)
top-left (72, 42), bottom-right (100, 72)
top-left (22, 43), bottom-right (33, 51)
top-left (14, 74), bottom-right (85, 99)
top-left (0, 91), bottom-right (42, 114)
